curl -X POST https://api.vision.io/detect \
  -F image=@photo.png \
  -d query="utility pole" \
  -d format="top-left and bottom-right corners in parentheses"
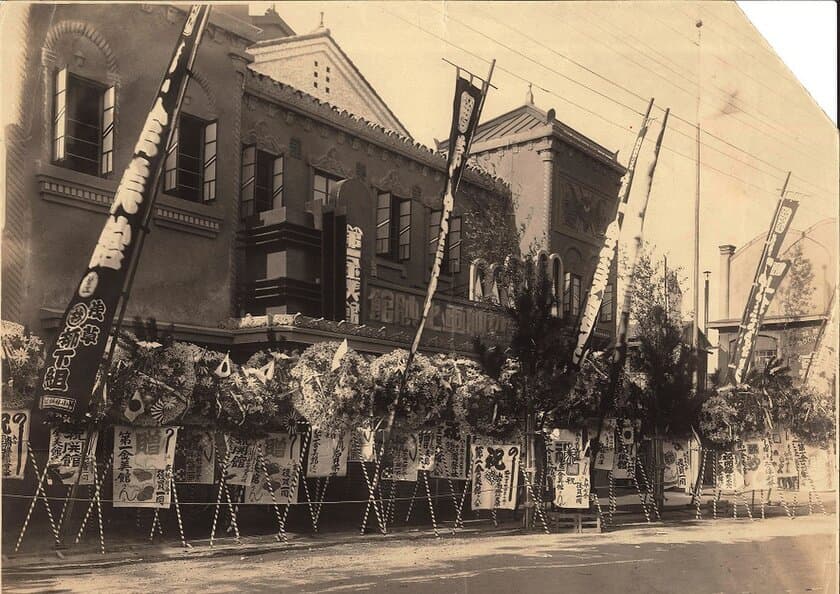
top-left (692, 19), bottom-right (703, 356)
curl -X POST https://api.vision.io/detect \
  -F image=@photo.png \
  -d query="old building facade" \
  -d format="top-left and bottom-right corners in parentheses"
top-left (1, 4), bottom-right (513, 359)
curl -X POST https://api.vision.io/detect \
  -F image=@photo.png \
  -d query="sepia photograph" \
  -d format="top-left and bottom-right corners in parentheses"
top-left (0, 1), bottom-right (837, 592)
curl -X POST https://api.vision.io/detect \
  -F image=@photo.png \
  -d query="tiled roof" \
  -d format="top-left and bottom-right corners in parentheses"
top-left (245, 69), bottom-right (511, 196)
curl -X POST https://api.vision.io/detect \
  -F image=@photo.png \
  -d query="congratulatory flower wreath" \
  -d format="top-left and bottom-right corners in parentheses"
top-left (1, 321), bottom-right (45, 410)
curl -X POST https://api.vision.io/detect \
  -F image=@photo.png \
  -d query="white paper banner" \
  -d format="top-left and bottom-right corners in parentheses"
top-left (306, 427), bottom-right (350, 478)
top-left (48, 427), bottom-right (97, 485)
top-left (471, 444), bottom-right (520, 510)
top-left (1, 409), bottom-right (30, 480)
top-left (554, 455), bottom-right (591, 509)
top-left (716, 449), bottom-right (744, 493)
top-left (738, 438), bottom-right (770, 490)
top-left (416, 431), bottom-right (436, 472)
top-left (431, 425), bottom-right (470, 480)
top-left (113, 426), bottom-right (179, 508)
top-left (173, 429), bottom-right (215, 484)
top-left (613, 420), bottom-right (636, 479)
top-left (246, 431), bottom-right (304, 504)
top-left (349, 427), bottom-right (377, 462)
top-left (386, 436), bottom-right (420, 482)
top-left (224, 434), bottom-right (258, 486)
top-left (663, 439), bottom-right (690, 491)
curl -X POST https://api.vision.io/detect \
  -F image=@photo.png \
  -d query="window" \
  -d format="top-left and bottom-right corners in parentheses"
top-left (754, 349), bottom-right (777, 371)
top-left (600, 282), bottom-right (614, 322)
top-left (376, 193), bottom-right (411, 261)
top-left (53, 68), bottom-right (114, 176)
top-left (241, 146), bottom-right (284, 217)
top-left (428, 210), bottom-right (460, 273)
top-left (448, 216), bottom-right (461, 273)
top-left (313, 170), bottom-right (342, 204)
top-left (398, 199), bottom-right (411, 261)
top-left (164, 114), bottom-right (217, 203)
top-left (564, 272), bottom-right (582, 318)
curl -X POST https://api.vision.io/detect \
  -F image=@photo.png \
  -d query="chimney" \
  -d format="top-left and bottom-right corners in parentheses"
top-left (718, 244), bottom-right (736, 319)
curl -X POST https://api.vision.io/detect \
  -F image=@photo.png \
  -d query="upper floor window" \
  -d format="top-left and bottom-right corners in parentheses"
top-left (564, 272), bottom-right (582, 318)
top-left (313, 170), bottom-right (342, 204)
top-left (600, 282), bottom-right (614, 323)
top-left (164, 113), bottom-right (217, 203)
top-left (376, 193), bottom-right (411, 261)
top-left (241, 146), bottom-right (283, 218)
top-left (52, 68), bottom-right (114, 177)
top-left (428, 210), bottom-right (461, 274)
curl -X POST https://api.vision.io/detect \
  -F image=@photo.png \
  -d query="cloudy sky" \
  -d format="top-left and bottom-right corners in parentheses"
top-left (255, 1), bottom-right (838, 333)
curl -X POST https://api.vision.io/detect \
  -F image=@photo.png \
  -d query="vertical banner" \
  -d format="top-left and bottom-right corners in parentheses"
top-left (306, 427), bottom-right (350, 478)
top-left (471, 444), bottom-right (520, 510)
top-left (572, 99), bottom-right (654, 366)
top-left (553, 455), bottom-right (591, 509)
top-left (662, 439), bottom-right (690, 491)
top-left (113, 426), bottom-right (179, 508)
top-left (431, 424), bottom-right (471, 480)
top-left (48, 427), bottom-right (98, 485)
top-left (416, 431), bottom-right (437, 472)
top-left (386, 436), bottom-right (420, 482)
top-left (37, 6), bottom-right (211, 417)
top-left (246, 431), bottom-right (304, 504)
top-left (1, 409), bottom-right (30, 480)
top-left (613, 420), bottom-right (636, 479)
top-left (224, 434), bottom-right (258, 486)
top-left (349, 427), bottom-right (377, 462)
top-left (594, 418), bottom-right (617, 470)
top-left (408, 73), bottom-right (487, 358)
top-left (173, 428), bottom-right (215, 484)
top-left (728, 196), bottom-right (799, 384)
top-left (345, 225), bottom-right (363, 324)
top-left (716, 449), bottom-right (744, 493)
top-left (738, 438), bottom-right (769, 490)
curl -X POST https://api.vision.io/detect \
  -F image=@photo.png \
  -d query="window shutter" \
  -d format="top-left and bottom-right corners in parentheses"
top-left (240, 145), bottom-right (256, 217)
top-left (398, 199), bottom-right (411, 261)
top-left (164, 124), bottom-right (179, 192)
top-left (53, 68), bottom-right (68, 161)
top-left (272, 155), bottom-right (284, 209)
top-left (100, 85), bottom-right (115, 175)
top-left (202, 121), bottom-right (217, 202)
top-left (376, 192), bottom-right (391, 255)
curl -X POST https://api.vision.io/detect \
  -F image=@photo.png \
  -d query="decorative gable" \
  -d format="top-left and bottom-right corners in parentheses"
top-left (248, 29), bottom-right (411, 138)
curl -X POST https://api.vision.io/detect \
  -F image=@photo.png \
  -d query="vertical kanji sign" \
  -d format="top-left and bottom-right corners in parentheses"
top-left (37, 6), bottom-right (211, 418)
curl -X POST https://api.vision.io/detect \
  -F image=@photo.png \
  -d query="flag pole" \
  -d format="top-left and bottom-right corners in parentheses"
top-left (54, 6), bottom-right (212, 548)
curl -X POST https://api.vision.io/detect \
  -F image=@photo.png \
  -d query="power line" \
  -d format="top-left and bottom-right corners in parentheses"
top-left (449, 6), bottom-right (836, 198)
top-left (380, 6), bottom-right (837, 221)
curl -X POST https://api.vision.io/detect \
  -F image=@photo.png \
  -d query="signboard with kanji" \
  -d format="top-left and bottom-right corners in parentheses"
top-left (113, 426), bottom-right (179, 508)
top-left (471, 444), bottom-right (520, 510)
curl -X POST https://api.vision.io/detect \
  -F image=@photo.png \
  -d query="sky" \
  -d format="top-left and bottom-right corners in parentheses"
top-left (251, 1), bottom-right (838, 336)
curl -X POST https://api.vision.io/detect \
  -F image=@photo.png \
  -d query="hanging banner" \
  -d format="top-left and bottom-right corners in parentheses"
top-left (306, 427), bottom-right (350, 478)
top-left (662, 439), bottom-right (690, 491)
top-left (245, 431), bottom-right (304, 504)
top-left (431, 424), bottom-right (471, 480)
top-left (554, 454), bottom-right (591, 509)
top-left (471, 444), bottom-right (520, 511)
top-left (47, 427), bottom-right (98, 486)
top-left (416, 431), bottom-right (437, 472)
top-left (408, 72), bottom-right (487, 359)
top-left (768, 428), bottom-right (798, 490)
top-left (572, 100), bottom-right (654, 366)
top-left (37, 6), bottom-right (212, 418)
top-left (716, 449), bottom-right (744, 493)
top-left (613, 420), bottom-right (636, 479)
top-left (385, 436), bottom-right (420, 482)
top-left (1, 409), bottom-right (30, 480)
top-left (346, 225), bottom-right (363, 324)
top-left (593, 418), bottom-right (617, 470)
top-left (737, 438), bottom-right (770, 490)
top-left (223, 434), bottom-right (257, 486)
top-left (728, 197), bottom-right (799, 384)
top-left (113, 426), bottom-right (179, 508)
top-left (173, 428), bottom-right (215, 484)
top-left (349, 427), bottom-right (377, 462)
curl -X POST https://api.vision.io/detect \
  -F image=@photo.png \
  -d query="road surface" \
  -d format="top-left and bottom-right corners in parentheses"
top-left (3, 515), bottom-right (835, 593)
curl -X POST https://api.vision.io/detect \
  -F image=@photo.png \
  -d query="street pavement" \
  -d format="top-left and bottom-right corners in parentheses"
top-left (2, 514), bottom-right (835, 594)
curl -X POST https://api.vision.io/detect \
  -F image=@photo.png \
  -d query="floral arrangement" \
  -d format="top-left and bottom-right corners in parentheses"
top-left (108, 338), bottom-right (195, 426)
top-left (1, 321), bottom-right (45, 410)
top-left (370, 349), bottom-right (446, 435)
top-left (451, 356), bottom-right (515, 440)
top-left (215, 349), bottom-right (302, 436)
top-left (291, 341), bottom-right (373, 432)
